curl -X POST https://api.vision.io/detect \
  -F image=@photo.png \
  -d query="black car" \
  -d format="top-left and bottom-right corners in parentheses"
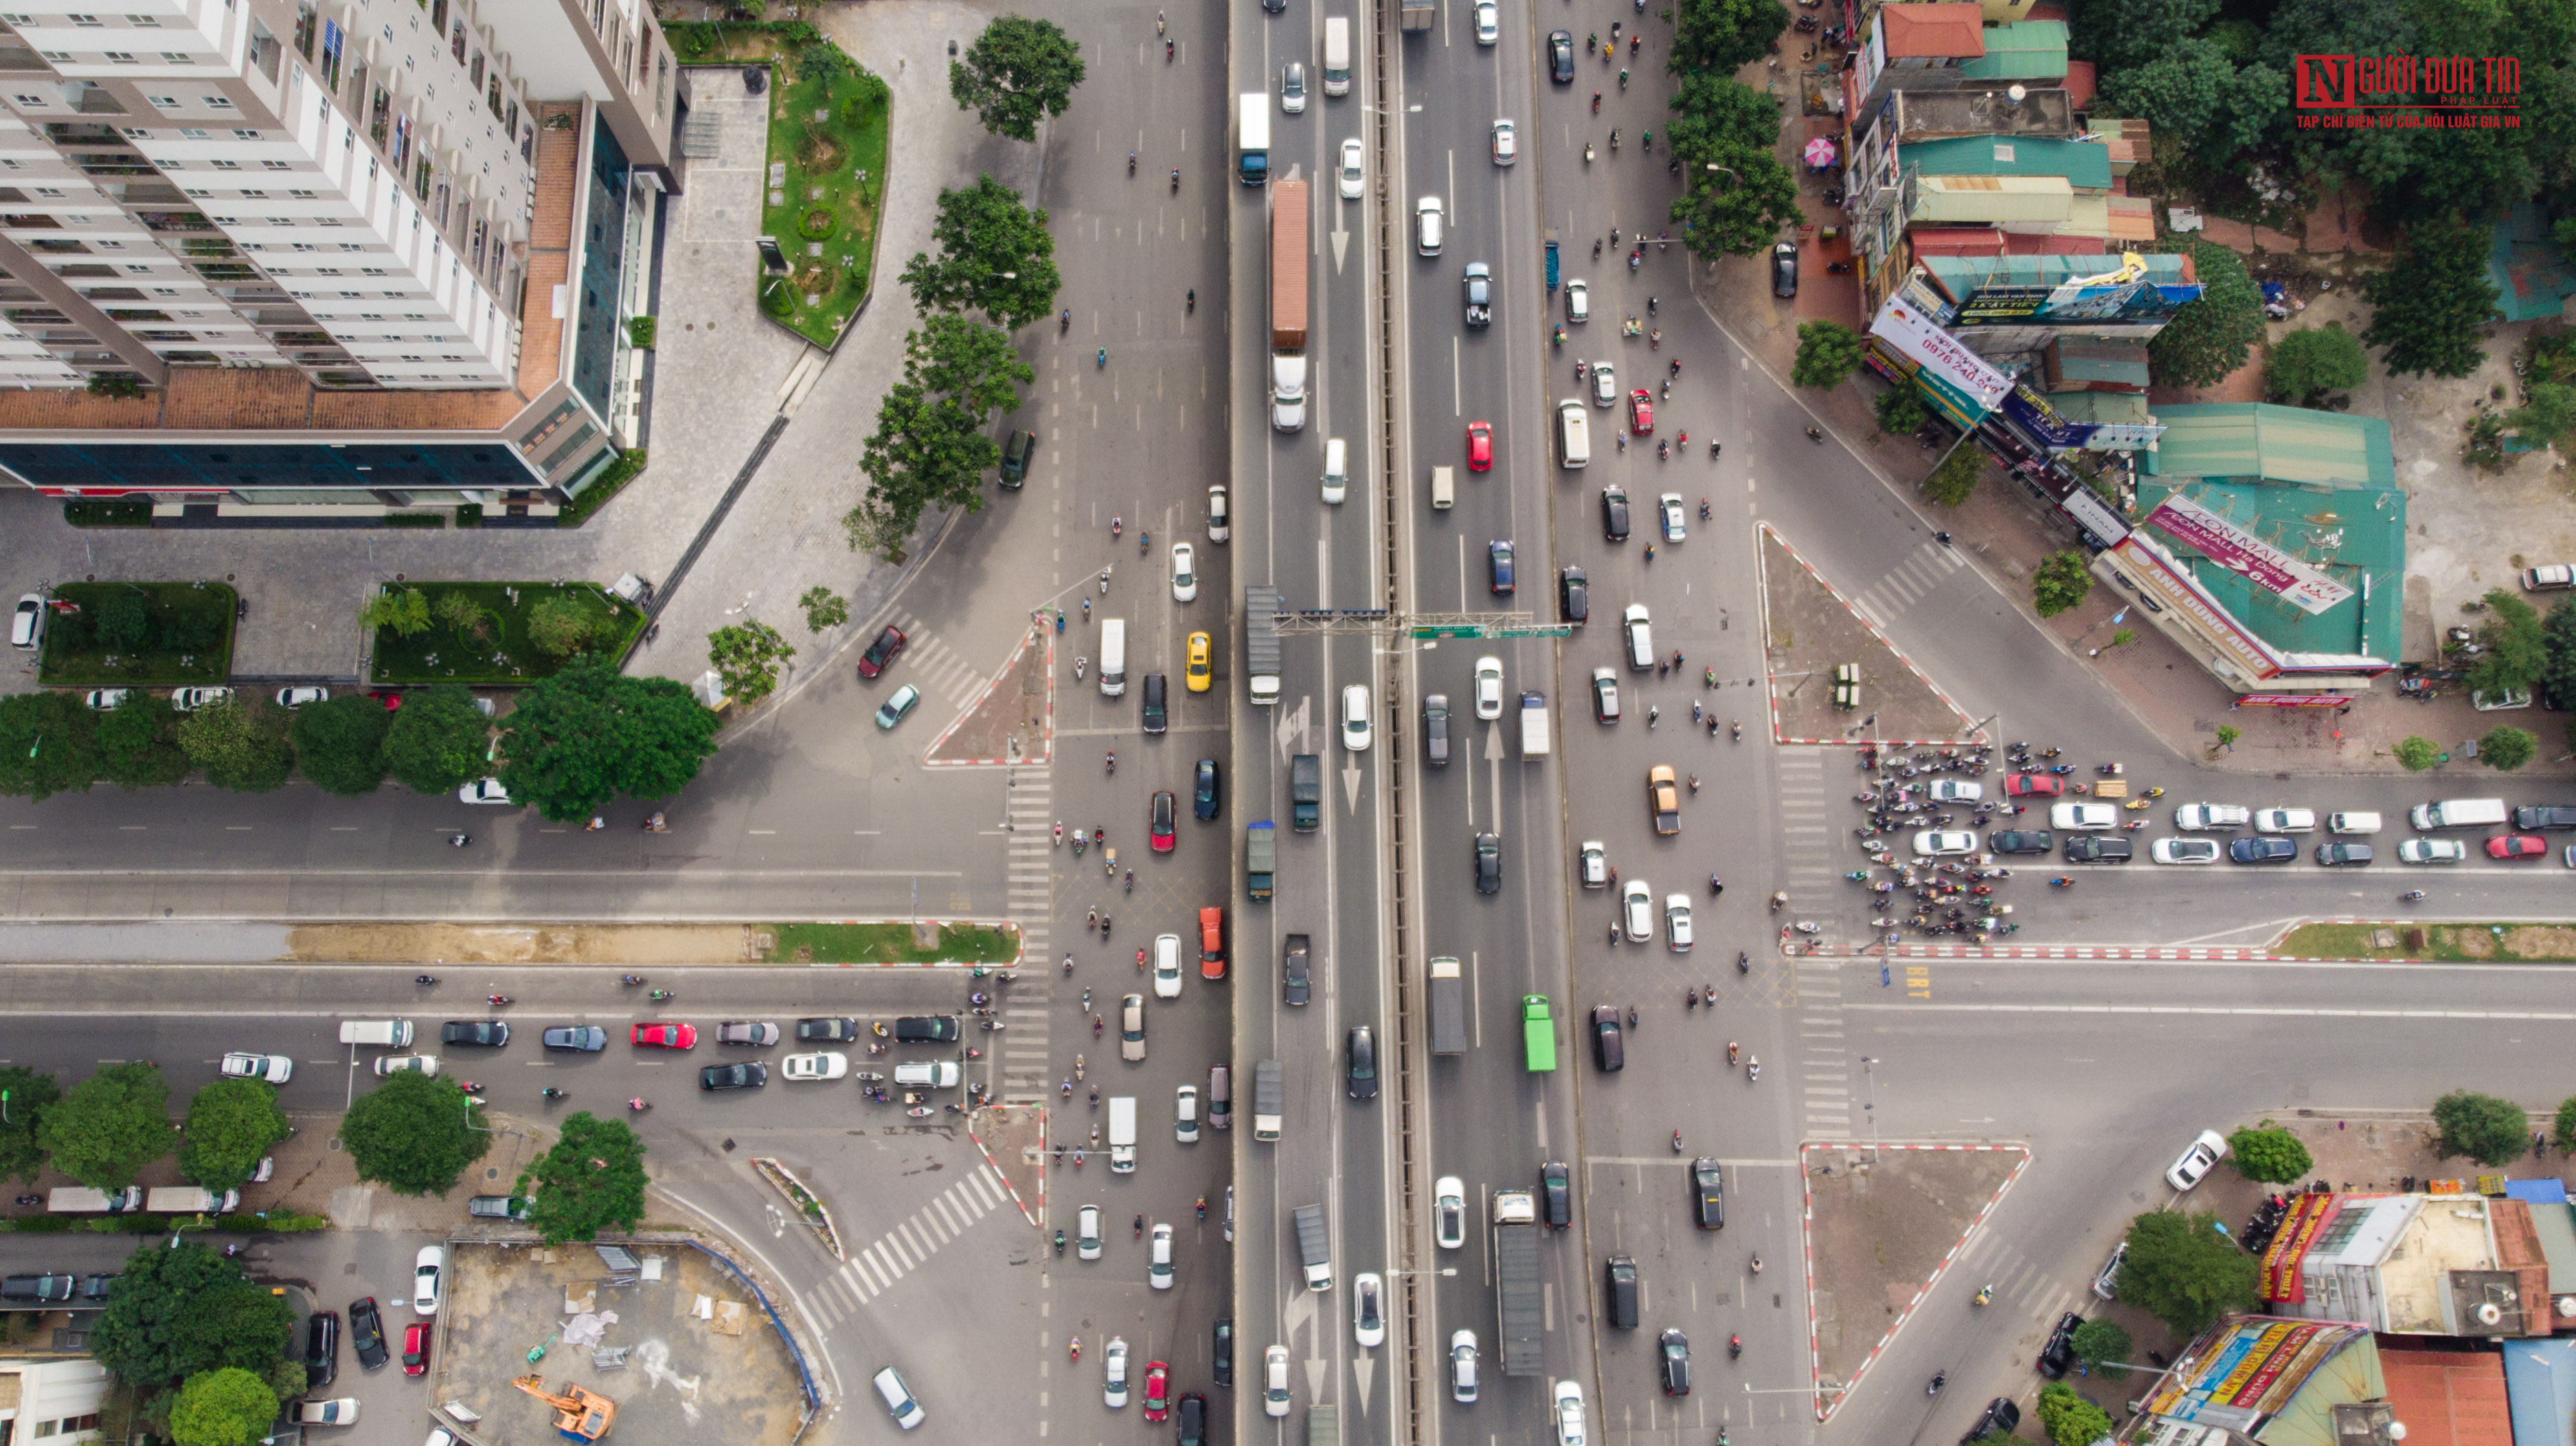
top-left (2316, 841), bottom-right (2374, 866)
top-left (795, 1017), bottom-right (858, 1043)
top-left (998, 428), bottom-right (1037, 489)
top-left (1989, 830), bottom-right (2054, 855)
top-left (1474, 832), bottom-right (1502, 894)
top-left (1141, 673), bottom-right (1168, 734)
top-left (2229, 835), bottom-right (2298, 864)
top-left (0, 1274), bottom-right (74, 1302)
top-left (1345, 1025), bottom-right (1378, 1100)
top-left (1489, 539), bottom-right (1515, 594)
top-left (892, 1015), bottom-right (960, 1043)
top-left (77, 1272), bottom-right (115, 1300)
top-left (1194, 758), bottom-right (1222, 819)
top-left (1424, 696), bottom-right (1451, 767)
top-left (1548, 29), bottom-right (1576, 83)
top-left (699, 1062), bottom-right (769, 1092)
top-left (440, 1020), bottom-right (510, 1048)
top-left (1559, 566), bottom-right (1588, 624)
top-left (1539, 1162), bottom-right (1572, 1228)
top-left (1212, 1318), bottom-right (1234, 1386)
top-left (1282, 934), bottom-right (1312, 1006)
top-left (1770, 241), bottom-right (1798, 298)
top-left (857, 624), bottom-right (905, 679)
top-left (305, 1309), bottom-right (340, 1388)
top-left (1176, 1391), bottom-right (1208, 1446)
top-left (350, 1296), bottom-right (388, 1370)
top-left (2037, 1311), bottom-right (2081, 1379)
top-left (1601, 486), bottom-right (1631, 541)
top-left (2517, 804), bottom-right (2576, 830)
top-left (1691, 1157), bottom-right (1725, 1229)
top-left (2063, 835), bottom-right (2132, 863)
top-left (1963, 1397), bottom-right (2021, 1445)
top-left (1462, 262), bottom-right (1492, 328)
top-left (1658, 1328), bottom-right (1692, 1396)
top-left (541, 1025), bottom-right (607, 1051)
top-left (1604, 1254), bottom-right (1640, 1328)
top-left (1590, 1004), bottom-right (1624, 1072)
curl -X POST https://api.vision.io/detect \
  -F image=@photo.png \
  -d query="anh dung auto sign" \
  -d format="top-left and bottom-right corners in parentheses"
top-left (1869, 297), bottom-right (2011, 427)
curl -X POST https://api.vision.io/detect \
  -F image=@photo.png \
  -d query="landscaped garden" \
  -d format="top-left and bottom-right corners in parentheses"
top-left (365, 582), bottom-right (646, 686)
top-left (36, 582), bottom-right (235, 686)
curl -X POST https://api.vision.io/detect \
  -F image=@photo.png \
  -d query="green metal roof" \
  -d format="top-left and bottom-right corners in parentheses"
top-left (2042, 389), bottom-right (2149, 423)
top-left (2142, 403), bottom-right (2397, 490)
top-left (1956, 21), bottom-right (2068, 81)
top-left (1903, 135), bottom-right (2111, 191)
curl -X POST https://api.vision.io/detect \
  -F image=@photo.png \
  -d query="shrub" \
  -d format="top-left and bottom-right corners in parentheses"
top-left (2478, 724), bottom-right (2536, 771)
top-left (1875, 385), bottom-right (1932, 435)
top-left (2432, 1089), bottom-right (2531, 1166)
top-left (1921, 444), bottom-right (1983, 508)
top-left (2393, 734), bottom-right (2439, 770)
top-left (526, 596), bottom-right (600, 657)
top-left (2227, 1126), bottom-right (2312, 1183)
top-left (2031, 552), bottom-right (2093, 618)
top-left (800, 207), bottom-right (838, 240)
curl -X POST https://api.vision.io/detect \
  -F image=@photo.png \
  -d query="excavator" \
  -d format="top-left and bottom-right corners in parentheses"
top-left (512, 1374), bottom-right (617, 1441)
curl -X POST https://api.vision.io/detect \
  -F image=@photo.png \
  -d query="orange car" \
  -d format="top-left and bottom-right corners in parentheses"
top-left (1199, 906), bottom-right (1227, 980)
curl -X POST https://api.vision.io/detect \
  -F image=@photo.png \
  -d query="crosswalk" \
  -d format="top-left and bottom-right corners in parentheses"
top-left (1795, 960), bottom-right (1855, 1141)
top-left (1002, 763), bottom-right (1054, 1107)
top-left (1951, 1227), bottom-right (2090, 1331)
top-left (1844, 541), bottom-right (1969, 634)
top-left (795, 1165), bottom-right (1016, 1334)
top-left (883, 609), bottom-right (993, 709)
top-left (1775, 751), bottom-right (1845, 903)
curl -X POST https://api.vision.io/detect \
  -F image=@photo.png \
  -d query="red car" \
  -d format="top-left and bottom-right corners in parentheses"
top-left (1150, 790), bottom-right (1177, 853)
top-left (1142, 1361), bottom-right (1172, 1422)
top-left (401, 1321), bottom-right (430, 1377)
top-left (2487, 833), bottom-right (2549, 860)
top-left (2003, 772), bottom-right (2066, 798)
top-left (1466, 420), bottom-right (1493, 472)
top-left (856, 625), bottom-right (906, 679)
top-left (632, 1022), bottom-right (698, 1049)
top-left (1628, 389), bottom-right (1653, 434)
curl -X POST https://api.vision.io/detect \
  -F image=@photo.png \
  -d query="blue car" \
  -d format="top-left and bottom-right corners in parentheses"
top-left (874, 684), bottom-right (921, 730)
top-left (1489, 540), bottom-right (1515, 595)
top-left (2228, 835), bottom-right (2297, 864)
top-left (1194, 758), bottom-right (1221, 820)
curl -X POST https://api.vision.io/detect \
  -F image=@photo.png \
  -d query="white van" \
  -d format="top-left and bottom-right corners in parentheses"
top-left (2410, 797), bottom-right (2507, 830)
top-left (893, 1060), bottom-right (962, 1088)
top-left (1322, 438), bottom-right (1348, 504)
top-left (338, 1019), bottom-right (414, 1048)
top-left (872, 1366), bottom-right (927, 1430)
top-left (2328, 811), bottom-right (2382, 835)
top-left (1099, 618), bottom-right (1128, 697)
top-left (1428, 464), bottom-right (1455, 510)
top-left (1557, 400), bottom-right (1590, 469)
top-left (1322, 16), bottom-right (1351, 96)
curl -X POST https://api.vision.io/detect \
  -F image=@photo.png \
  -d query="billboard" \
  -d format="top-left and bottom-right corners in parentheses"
top-left (1870, 297), bottom-right (2011, 427)
top-left (2144, 493), bottom-right (2355, 615)
top-left (2260, 1193), bottom-right (2340, 1301)
top-left (2144, 1318), bottom-right (2369, 1430)
top-left (1952, 278), bottom-right (2202, 326)
top-left (2002, 383), bottom-right (2166, 453)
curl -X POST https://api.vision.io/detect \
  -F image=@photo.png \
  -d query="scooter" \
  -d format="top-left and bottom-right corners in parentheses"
top-left (1973, 1285), bottom-right (1993, 1306)
top-left (1728, 1334), bottom-right (1742, 1360)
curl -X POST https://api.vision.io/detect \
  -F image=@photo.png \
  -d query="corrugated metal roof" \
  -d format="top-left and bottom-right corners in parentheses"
top-left (1903, 135), bottom-right (2112, 190)
top-left (1923, 251), bottom-right (2193, 291)
top-left (1909, 228), bottom-right (2007, 256)
top-left (1911, 174), bottom-right (2073, 223)
top-left (1956, 20), bottom-right (2068, 80)
top-left (2042, 389), bottom-right (2149, 422)
top-left (1879, 3), bottom-right (1988, 58)
top-left (2143, 403), bottom-right (2397, 490)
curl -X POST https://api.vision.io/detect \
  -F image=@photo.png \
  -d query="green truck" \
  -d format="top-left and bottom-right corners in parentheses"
top-left (1522, 995), bottom-right (1557, 1072)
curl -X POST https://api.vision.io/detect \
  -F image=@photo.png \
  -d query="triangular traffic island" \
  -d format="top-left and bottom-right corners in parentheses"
top-left (1756, 524), bottom-right (1977, 747)
top-left (924, 622), bottom-right (1052, 767)
top-left (1802, 1142), bottom-right (2030, 1421)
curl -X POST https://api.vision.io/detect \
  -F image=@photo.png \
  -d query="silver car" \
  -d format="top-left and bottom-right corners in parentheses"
top-left (1434, 1176), bottom-right (1467, 1250)
top-left (1280, 61), bottom-right (1307, 113)
top-left (1621, 879), bottom-right (1653, 942)
top-left (1451, 1329), bottom-right (1480, 1403)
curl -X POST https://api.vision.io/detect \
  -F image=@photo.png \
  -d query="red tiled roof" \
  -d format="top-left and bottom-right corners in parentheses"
top-left (1908, 227), bottom-right (2006, 256)
top-left (2002, 234), bottom-right (2106, 254)
top-left (2378, 1348), bottom-right (2510, 1446)
top-left (1880, 4), bottom-right (1987, 59)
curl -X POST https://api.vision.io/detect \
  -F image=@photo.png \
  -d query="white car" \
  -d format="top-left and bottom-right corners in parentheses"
top-left (1590, 666), bottom-right (1619, 722)
top-left (2150, 837), bottom-right (2220, 865)
top-left (2050, 802), bottom-right (2118, 831)
top-left (2252, 806), bottom-right (2316, 833)
top-left (8, 594), bottom-right (41, 650)
top-left (1077, 1203), bottom-right (1103, 1261)
top-left (1353, 1272), bottom-right (1386, 1348)
top-left (1342, 683), bottom-right (1372, 752)
top-left (1928, 780), bottom-right (1984, 802)
top-left (1621, 879), bottom-right (1653, 942)
top-left (1658, 493), bottom-right (1686, 541)
top-left (1103, 1337), bottom-right (1130, 1408)
top-left (372, 1054), bottom-right (438, 1077)
top-left (81, 688), bottom-right (128, 710)
top-left (220, 1052), bottom-right (292, 1084)
top-left (781, 1052), bottom-right (848, 1082)
top-left (1451, 1329), bottom-right (1480, 1403)
top-left (295, 1399), bottom-right (361, 1425)
top-left (1434, 1176), bottom-right (1467, 1250)
top-left (2173, 803), bottom-right (2250, 831)
top-left (1664, 895), bottom-right (1693, 951)
top-left (1415, 196), bottom-right (1443, 256)
top-left (1473, 0), bottom-right (1499, 43)
top-left (169, 686), bottom-right (231, 712)
top-left (1473, 656), bottom-right (1505, 720)
top-left (1490, 118), bottom-right (1516, 166)
top-left (457, 778), bottom-right (513, 805)
top-left (1170, 543), bottom-right (1197, 602)
top-left (1592, 360), bottom-right (1617, 407)
top-left (1152, 933), bottom-right (1183, 999)
top-left (1148, 1223), bottom-right (1175, 1290)
top-left (1622, 604), bottom-right (1652, 667)
top-left (1337, 137), bottom-right (1365, 200)
top-left (1912, 830), bottom-right (1979, 857)
top-left (1566, 279), bottom-right (1589, 323)
top-left (1554, 1378), bottom-right (1588, 1446)
top-left (2399, 838), bottom-right (2467, 863)
top-left (413, 1245), bottom-right (444, 1315)
top-left (1208, 484), bottom-right (1230, 542)
top-left (1577, 840), bottom-right (1608, 889)
top-left (1265, 1344), bottom-right (1292, 1417)
top-left (275, 686), bottom-right (329, 708)
top-left (1175, 1084), bottom-right (1199, 1142)
top-left (2164, 1129), bottom-right (2228, 1192)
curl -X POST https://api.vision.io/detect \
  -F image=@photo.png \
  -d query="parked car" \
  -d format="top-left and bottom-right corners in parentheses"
top-left (400, 1321), bottom-right (431, 1377)
top-left (305, 1309), bottom-right (340, 1387)
top-left (2173, 803), bottom-right (2250, 831)
top-left (2489, 833), bottom-right (2551, 860)
top-left (2164, 1129), bottom-right (2227, 1190)
top-left (349, 1297), bottom-right (387, 1369)
top-left (2252, 806), bottom-right (2316, 833)
top-left (697, 1062), bottom-right (767, 1091)
top-left (467, 1195), bottom-right (533, 1221)
top-left (2315, 841), bottom-right (2374, 866)
top-left (2150, 837), bottom-right (2219, 865)
top-left (296, 1399), bottom-right (362, 1425)
top-left (715, 1021), bottom-right (780, 1047)
top-left (275, 686), bottom-right (329, 708)
top-left (2037, 1311), bottom-right (2082, 1378)
top-left (2228, 836), bottom-right (2298, 864)
top-left (1963, 1397), bottom-right (2021, 1446)
top-left (1770, 241), bottom-right (1798, 297)
top-left (541, 1026), bottom-right (607, 1052)
top-left (2397, 838), bottom-right (2467, 863)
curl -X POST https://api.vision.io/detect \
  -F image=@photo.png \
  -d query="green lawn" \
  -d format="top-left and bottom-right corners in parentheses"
top-left (757, 58), bottom-right (890, 348)
top-left (367, 582), bottom-right (645, 686)
top-left (36, 581), bottom-right (235, 686)
top-left (765, 922), bottom-right (1021, 965)
top-left (2278, 921), bottom-right (2576, 962)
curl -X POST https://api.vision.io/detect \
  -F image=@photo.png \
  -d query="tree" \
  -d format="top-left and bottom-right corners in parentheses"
top-left (96, 589), bottom-right (149, 651)
top-left (174, 699), bottom-right (293, 793)
top-left (2227, 1126), bottom-right (2312, 1182)
top-left (432, 591), bottom-right (486, 634)
top-left (2033, 552), bottom-right (2094, 617)
top-left (798, 36), bottom-right (856, 86)
top-left (91, 1243), bottom-right (293, 1388)
top-left (707, 620), bottom-right (795, 707)
top-left (2068, 0), bottom-right (2218, 72)
top-left (2505, 381), bottom-right (2576, 451)
top-left (2118, 1208), bottom-right (2259, 1335)
top-left (359, 587), bottom-right (431, 637)
top-left (2393, 734), bottom-right (2439, 770)
top-left (289, 694), bottom-right (389, 796)
top-left (526, 595), bottom-right (600, 657)
top-left (179, 1078), bottom-right (289, 1197)
top-left (2362, 221), bottom-right (2499, 380)
top-left (338, 1070), bottom-right (490, 1196)
top-left (949, 16), bottom-right (1085, 142)
top-left (169, 1368), bottom-right (277, 1446)
top-left (1876, 385), bottom-right (1932, 435)
top-left (0, 1067), bottom-right (59, 1183)
top-left (1792, 321), bottom-right (1864, 389)
top-left (95, 691), bottom-right (189, 789)
top-left (2215, 723), bottom-right (2241, 751)
top-left (2468, 589), bottom-right (2547, 699)
top-left (383, 683), bottom-right (492, 796)
top-left (2149, 241), bottom-right (2265, 389)
top-left (2553, 1096), bottom-right (2576, 1155)
top-left (37, 1061), bottom-right (174, 1190)
top-left (0, 690), bottom-right (99, 801)
top-left (798, 587), bottom-right (850, 633)
top-left (496, 659), bottom-right (721, 823)
top-left (2265, 326), bottom-right (2369, 405)
top-left (2432, 1088), bottom-right (2530, 1166)
top-left (2540, 600), bottom-right (2576, 707)
top-left (1923, 444), bottom-right (1985, 508)
top-left (2068, 1318), bottom-right (2132, 1379)
top-left (2097, 40), bottom-right (2281, 169)
top-left (1670, 0), bottom-right (1789, 76)
top-left (522, 1111), bottom-right (648, 1243)
top-left (899, 174), bottom-right (1060, 330)
top-left (846, 316), bottom-right (1035, 556)
top-left (2035, 1382), bottom-right (2115, 1446)
top-left (2479, 724), bottom-right (2537, 771)
top-left (1665, 76), bottom-right (1803, 259)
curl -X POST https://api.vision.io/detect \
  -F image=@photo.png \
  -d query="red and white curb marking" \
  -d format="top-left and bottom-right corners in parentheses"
top-left (923, 621), bottom-right (1052, 767)
top-left (1803, 1142), bottom-right (2032, 1423)
top-left (969, 1114), bottom-right (1041, 1230)
top-left (1757, 523), bottom-right (1983, 748)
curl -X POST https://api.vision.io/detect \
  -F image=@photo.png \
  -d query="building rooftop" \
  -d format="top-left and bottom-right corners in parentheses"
top-left (1905, 135), bottom-right (2113, 190)
top-left (2143, 403), bottom-right (2397, 491)
top-left (2137, 1317), bottom-right (2380, 1445)
top-left (2502, 1338), bottom-right (2576, 1446)
top-left (1923, 250), bottom-right (2197, 297)
top-left (2380, 1346), bottom-right (2512, 1446)
top-left (1956, 20), bottom-right (2069, 80)
top-left (1910, 174), bottom-right (2076, 225)
top-left (1879, 3), bottom-right (1989, 58)
top-left (2489, 201), bottom-right (2576, 324)
top-left (1884, 85), bottom-right (2076, 139)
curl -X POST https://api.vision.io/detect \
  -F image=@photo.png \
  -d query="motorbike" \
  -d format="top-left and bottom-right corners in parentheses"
top-left (855, 1072), bottom-right (885, 1083)
top-left (1791, 920), bottom-right (1821, 934)
top-left (1973, 1285), bottom-right (1993, 1306)
top-left (648, 990), bottom-right (676, 1002)
top-left (1054, 1230), bottom-right (1066, 1255)
top-left (1928, 1371), bottom-right (1947, 1397)
top-left (1728, 1334), bottom-right (1742, 1360)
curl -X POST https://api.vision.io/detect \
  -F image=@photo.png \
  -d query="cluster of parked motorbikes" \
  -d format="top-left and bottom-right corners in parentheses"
top-left (1845, 745), bottom-right (2023, 939)
top-left (2239, 1193), bottom-right (2297, 1254)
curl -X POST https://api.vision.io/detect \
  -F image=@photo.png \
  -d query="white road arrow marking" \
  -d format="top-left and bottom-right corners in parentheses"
top-left (1343, 756), bottom-right (1362, 814)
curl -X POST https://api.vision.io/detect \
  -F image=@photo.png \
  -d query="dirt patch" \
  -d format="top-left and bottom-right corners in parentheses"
top-left (284, 924), bottom-right (758, 964)
top-left (1761, 526), bottom-right (1974, 745)
top-left (1806, 1144), bottom-right (2026, 1405)
top-left (2501, 925), bottom-right (2576, 958)
top-left (925, 620), bottom-right (1048, 765)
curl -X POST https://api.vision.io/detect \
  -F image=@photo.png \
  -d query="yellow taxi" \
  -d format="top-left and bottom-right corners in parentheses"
top-left (1186, 631), bottom-right (1213, 692)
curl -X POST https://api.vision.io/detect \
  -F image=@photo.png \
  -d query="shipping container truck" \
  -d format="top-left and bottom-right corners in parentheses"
top-left (1271, 179), bottom-right (1309, 431)
top-left (1293, 1204), bottom-right (1333, 1291)
top-left (1239, 91), bottom-right (1271, 185)
top-left (1247, 821), bottom-right (1276, 901)
top-left (1253, 1059), bottom-right (1285, 1141)
top-left (47, 1186), bottom-right (141, 1214)
top-left (1291, 754), bottom-right (1323, 832)
top-left (1245, 585), bottom-right (1283, 705)
top-left (1427, 956), bottom-right (1467, 1055)
top-left (147, 1186), bottom-right (238, 1215)
top-left (1107, 1096), bottom-right (1138, 1173)
top-left (1493, 1207), bottom-right (1544, 1375)
top-left (1400, 0), bottom-right (1436, 32)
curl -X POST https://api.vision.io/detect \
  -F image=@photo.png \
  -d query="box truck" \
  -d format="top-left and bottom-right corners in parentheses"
top-left (1427, 956), bottom-right (1467, 1055)
top-left (1247, 821), bottom-right (1276, 901)
top-left (1493, 1194), bottom-right (1543, 1375)
top-left (1245, 585), bottom-right (1283, 705)
top-left (1518, 690), bottom-right (1551, 757)
top-left (2410, 797), bottom-right (2507, 830)
top-left (48, 1186), bottom-right (141, 1214)
top-left (1239, 92), bottom-right (1272, 185)
top-left (1293, 1204), bottom-right (1333, 1290)
top-left (1107, 1096), bottom-right (1138, 1173)
top-left (1099, 618), bottom-right (1128, 697)
top-left (1322, 17), bottom-right (1352, 95)
top-left (1253, 1060), bottom-right (1284, 1141)
top-left (147, 1186), bottom-right (239, 1215)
